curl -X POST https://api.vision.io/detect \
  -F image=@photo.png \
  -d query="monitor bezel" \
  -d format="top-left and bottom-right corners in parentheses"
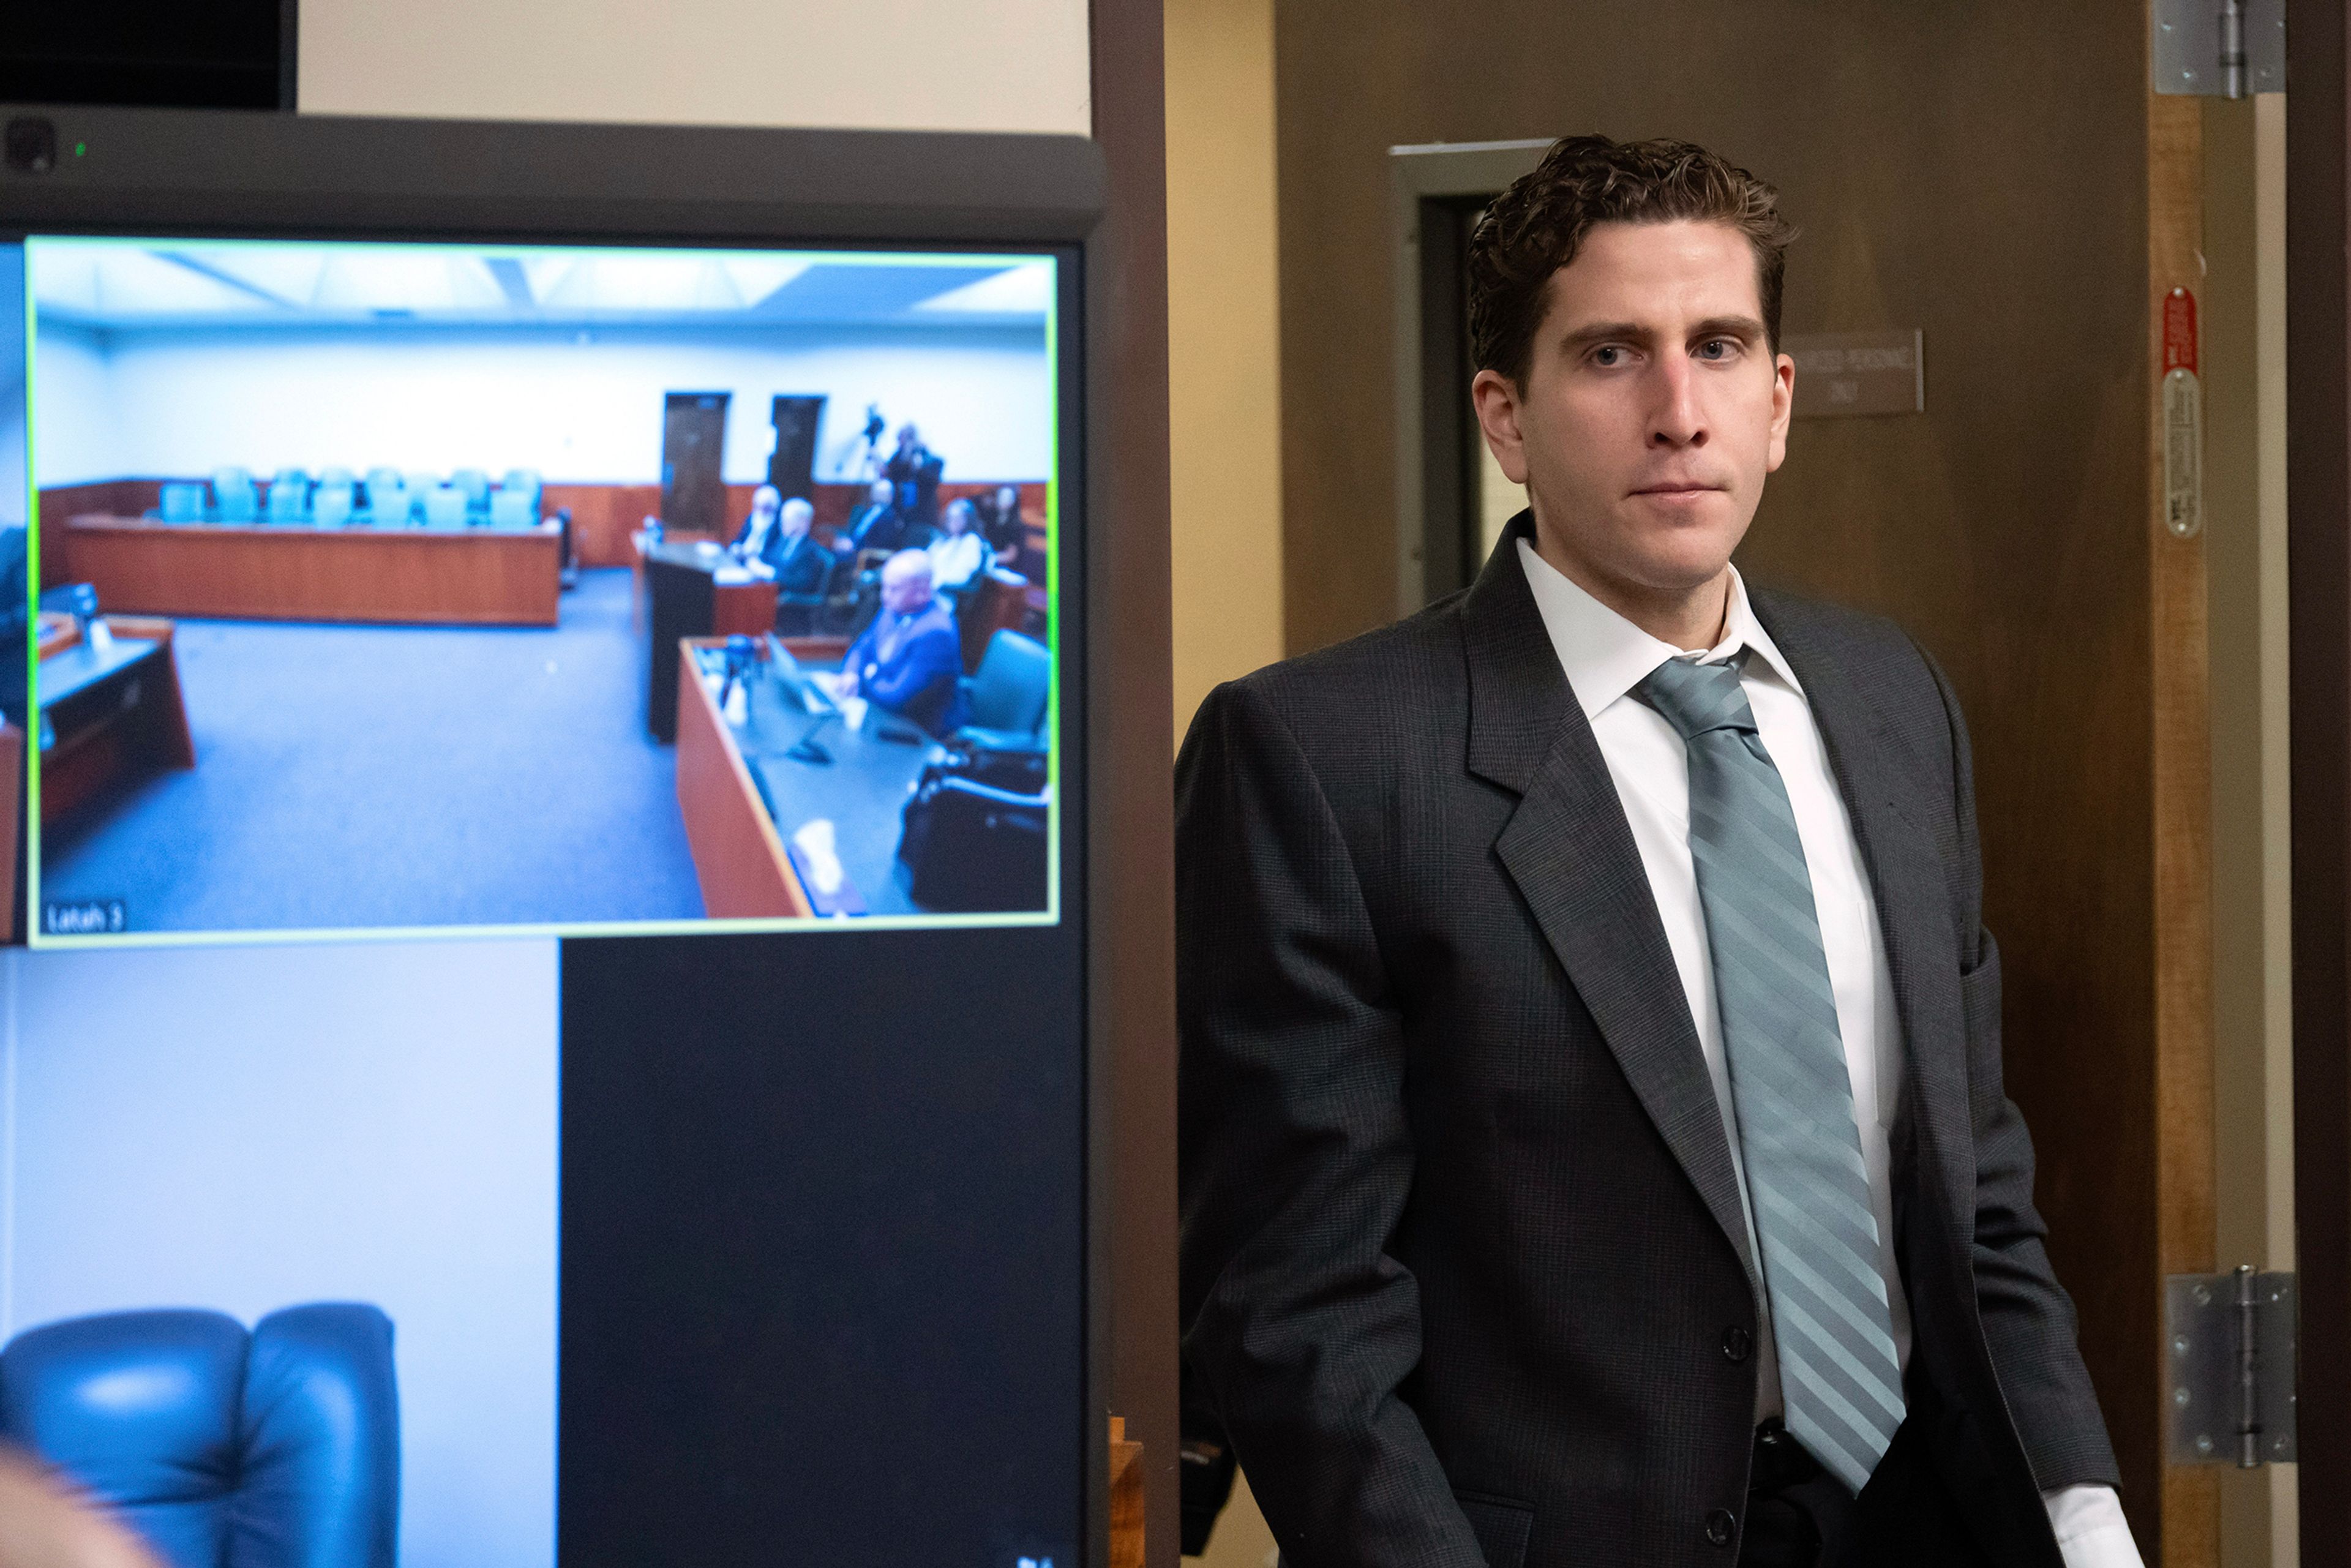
top-left (0, 102), bottom-right (1114, 1567)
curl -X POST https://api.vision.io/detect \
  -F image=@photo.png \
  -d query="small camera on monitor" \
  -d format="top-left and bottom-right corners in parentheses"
top-left (4, 118), bottom-right (58, 174)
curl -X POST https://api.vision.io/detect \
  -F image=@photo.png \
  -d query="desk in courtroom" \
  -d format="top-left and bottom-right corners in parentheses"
top-left (673, 639), bottom-right (930, 918)
top-left (36, 615), bottom-right (197, 825)
top-left (640, 539), bottom-right (783, 741)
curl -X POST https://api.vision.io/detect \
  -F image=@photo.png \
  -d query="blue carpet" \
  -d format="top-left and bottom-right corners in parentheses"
top-left (39, 568), bottom-right (707, 934)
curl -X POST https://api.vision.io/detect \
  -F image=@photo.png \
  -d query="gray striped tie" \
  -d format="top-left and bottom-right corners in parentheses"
top-left (1635, 653), bottom-right (1905, 1493)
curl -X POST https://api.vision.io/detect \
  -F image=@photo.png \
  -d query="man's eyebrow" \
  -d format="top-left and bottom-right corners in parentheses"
top-left (1557, 320), bottom-right (1651, 353)
top-left (1689, 314), bottom-right (1767, 343)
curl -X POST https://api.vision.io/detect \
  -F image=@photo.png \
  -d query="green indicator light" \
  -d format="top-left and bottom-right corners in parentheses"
top-left (73, 143), bottom-right (86, 157)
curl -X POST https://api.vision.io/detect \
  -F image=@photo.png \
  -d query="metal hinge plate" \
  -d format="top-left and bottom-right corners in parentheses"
top-left (2165, 1268), bottom-right (2297, 1466)
top-left (2154, 0), bottom-right (2285, 96)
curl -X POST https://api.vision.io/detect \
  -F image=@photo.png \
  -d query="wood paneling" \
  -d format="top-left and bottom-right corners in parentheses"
top-left (37, 479), bottom-right (165, 523)
top-left (56, 516), bottom-right (561, 626)
top-left (545, 483), bottom-right (667, 566)
top-left (673, 639), bottom-right (813, 921)
top-left (711, 579), bottom-right (781, 639)
top-left (1273, 0), bottom-right (2182, 1547)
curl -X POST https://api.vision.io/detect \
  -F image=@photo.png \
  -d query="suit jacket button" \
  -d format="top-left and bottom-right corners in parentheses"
top-left (1705, 1508), bottom-right (1737, 1548)
top-left (1722, 1326), bottom-right (1753, 1363)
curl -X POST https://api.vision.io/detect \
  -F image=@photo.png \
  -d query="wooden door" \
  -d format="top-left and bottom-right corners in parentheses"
top-left (662, 391), bottom-right (730, 536)
top-left (767, 394), bottom-right (826, 501)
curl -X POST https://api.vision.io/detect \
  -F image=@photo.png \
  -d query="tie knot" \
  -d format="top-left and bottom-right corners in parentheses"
top-left (1633, 654), bottom-right (1755, 741)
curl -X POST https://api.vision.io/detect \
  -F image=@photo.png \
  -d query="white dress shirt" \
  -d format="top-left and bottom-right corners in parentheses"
top-left (927, 530), bottom-right (988, 590)
top-left (1517, 540), bottom-right (2142, 1568)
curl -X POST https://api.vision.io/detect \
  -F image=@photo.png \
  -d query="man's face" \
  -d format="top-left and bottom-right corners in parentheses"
top-left (751, 489), bottom-right (779, 525)
top-left (880, 560), bottom-right (933, 615)
top-left (781, 501), bottom-right (812, 538)
top-left (1472, 219), bottom-right (1793, 609)
top-left (870, 481), bottom-right (894, 506)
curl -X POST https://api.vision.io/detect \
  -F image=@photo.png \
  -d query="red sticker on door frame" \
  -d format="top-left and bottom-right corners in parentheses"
top-left (2164, 287), bottom-right (2199, 376)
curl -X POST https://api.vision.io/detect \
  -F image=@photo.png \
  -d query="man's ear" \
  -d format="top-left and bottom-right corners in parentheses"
top-left (1764, 351), bottom-right (1795, 473)
top-left (1471, 368), bottom-right (1531, 486)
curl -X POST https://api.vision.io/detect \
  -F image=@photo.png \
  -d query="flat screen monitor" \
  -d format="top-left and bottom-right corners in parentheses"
top-left (0, 107), bottom-right (1108, 1568)
top-left (2, 219), bottom-right (1076, 945)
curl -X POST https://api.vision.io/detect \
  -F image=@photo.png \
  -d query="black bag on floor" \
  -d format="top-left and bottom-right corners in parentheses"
top-left (898, 762), bottom-right (1049, 912)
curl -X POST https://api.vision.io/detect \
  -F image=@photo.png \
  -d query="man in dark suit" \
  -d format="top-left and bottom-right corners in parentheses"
top-left (730, 485), bottom-right (788, 569)
top-left (1177, 136), bottom-right (2139, 1568)
top-left (836, 479), bottom-right (909, 557)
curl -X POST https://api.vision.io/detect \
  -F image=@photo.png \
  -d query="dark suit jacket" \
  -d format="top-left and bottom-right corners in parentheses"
top-left (771, 532), bottom-right (831, 598)
top-left (1176, 517), bottom-right (2120, 1568)
top-left (841, 501), bottom-right (909, 555)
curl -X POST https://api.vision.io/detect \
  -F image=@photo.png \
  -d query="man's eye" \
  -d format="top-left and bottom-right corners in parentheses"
top-left (1697, 339), bottom-right (1732, 360)
top-left (1592, 345), bottom-right (1623, 367)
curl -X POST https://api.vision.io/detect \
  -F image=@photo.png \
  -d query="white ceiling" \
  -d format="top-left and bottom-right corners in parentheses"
top-left (30, 244), bottom-right (1055, 332)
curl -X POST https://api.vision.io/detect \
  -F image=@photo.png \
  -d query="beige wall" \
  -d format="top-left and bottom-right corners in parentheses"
top-left (1166, 0), bottom-right (1284, 747)
top-left (298, 0), bottom-right (1092, 133)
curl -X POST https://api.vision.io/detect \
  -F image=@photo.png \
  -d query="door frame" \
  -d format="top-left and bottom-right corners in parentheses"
top-left (1387, 138), bottom-right (1549, 616)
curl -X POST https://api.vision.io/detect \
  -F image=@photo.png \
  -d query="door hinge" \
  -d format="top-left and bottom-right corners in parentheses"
top-left (2154, 0), bottom-right (2285, 97)
top-left (2165, 1266), bottom-right (2297, 1467)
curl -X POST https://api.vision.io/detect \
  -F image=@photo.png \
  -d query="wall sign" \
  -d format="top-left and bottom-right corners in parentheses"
top-left (1785, 329), bottom-right (1924, 419)
top-left (2162, 287), bottom-right (2201, 539)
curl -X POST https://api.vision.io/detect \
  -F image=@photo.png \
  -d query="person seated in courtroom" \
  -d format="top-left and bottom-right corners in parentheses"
top-left (749, 497), bottom-right (829, 590)
top-left (730, 484), bottom-right (789, 572)
top-left (975, 483), bottom-right (1028, 565)
top-left (824, 550), bottom-right (966, 734)
top-left (926, 498), bottom-right (992, 593)
top-left (835, 479), bottom-right (907, 556)
top-left (884, 422), bottom-right (946, 539)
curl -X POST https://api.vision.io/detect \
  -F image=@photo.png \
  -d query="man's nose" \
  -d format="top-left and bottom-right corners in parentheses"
top-left (1649, 356), bottom-right (1708, 448)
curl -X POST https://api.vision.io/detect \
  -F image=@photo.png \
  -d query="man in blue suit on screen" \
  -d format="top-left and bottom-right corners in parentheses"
top-left (827, 550), bottom-right (966, 734)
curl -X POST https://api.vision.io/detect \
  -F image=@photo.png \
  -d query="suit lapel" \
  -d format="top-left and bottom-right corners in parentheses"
top-left (1750, 598), bottom-right (1974, 1245)
top-left (1464, 522), bottom-right (1758, 1283)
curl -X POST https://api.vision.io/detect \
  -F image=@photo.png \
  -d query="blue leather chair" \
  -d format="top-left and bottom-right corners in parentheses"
top-left (210, 468), bottom-right (258, 524)
top-left (450, 468), bottom-right (492, 516)
top-left (488, 487), bottom-right (537, 530)
top-left (0, 1304), bottom-right (399, 1568)
top-left (312, 484), bottom-right (356, 528)
top-left (157, 484), bottom-right (206, 524)
top-left (362, 470), bottom-right (407, 525)
top-left (501, 468), bottom-right (542, 514)
top-left (364, 482), bottom-right (411, 527)
top-left (950, 629), bottom-right (1052, 755)
top-left (420, 486), bottom-right (467, 530)
top-left (265, 469), bottom-right (310, 525)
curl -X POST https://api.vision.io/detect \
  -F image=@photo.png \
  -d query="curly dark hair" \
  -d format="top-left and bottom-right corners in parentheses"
top-left (1466, 135), bottom-right (1797, 388)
